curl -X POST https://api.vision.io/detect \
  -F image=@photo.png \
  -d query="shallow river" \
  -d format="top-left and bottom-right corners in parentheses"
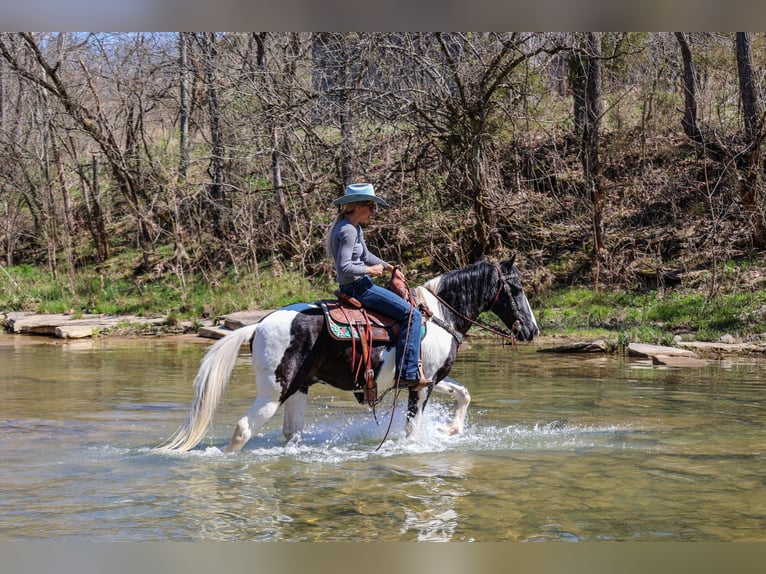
top-left (1, 333), bottom-right (765, 541)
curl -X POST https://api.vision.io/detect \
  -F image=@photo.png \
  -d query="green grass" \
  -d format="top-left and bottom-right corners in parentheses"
top-left (0, 259), bottom-right (334, 319)
top-left (536, 285), bottom-right (766, 344)
top-left (5, 256), bottom-right (766, 344)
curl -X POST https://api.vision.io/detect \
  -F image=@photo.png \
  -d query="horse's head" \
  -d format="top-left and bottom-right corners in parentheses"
top-left (490, 256), bottom-right (539, 342)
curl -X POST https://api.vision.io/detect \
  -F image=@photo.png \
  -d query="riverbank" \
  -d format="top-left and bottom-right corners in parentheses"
top-left (4, 309), bottom-right (766, 360)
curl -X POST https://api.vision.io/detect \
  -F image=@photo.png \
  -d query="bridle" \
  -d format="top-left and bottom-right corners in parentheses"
top-left (494, 264), bottom-right (526, 332)
top-left (422, 264), bottom-right (523, 344)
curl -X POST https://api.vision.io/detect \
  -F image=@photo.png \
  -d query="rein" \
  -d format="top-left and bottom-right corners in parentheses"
top-left (423, 264), bottom-right (518, 344)
top-left (373, 263), bottom-right (517, 452)
top-left (375, 267), bottom-right (419, 452)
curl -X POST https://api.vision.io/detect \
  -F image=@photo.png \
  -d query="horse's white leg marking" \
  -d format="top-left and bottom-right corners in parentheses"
top-left (404, 411), bottom-right (419, 437)
top-left (432, 377), bottom-right (471, 435)
top-left (406, 308), bottom-right (465, 437)
top-left (282, 391), bottom-right (308, 442)
top-left (226, 391), bottom-right (282, 452)
top-left (405, 389), bottom-right (428, 438)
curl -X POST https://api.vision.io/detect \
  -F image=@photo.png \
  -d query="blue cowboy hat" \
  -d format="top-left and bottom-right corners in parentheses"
top-left (332, 183), bottom-right (389, 207)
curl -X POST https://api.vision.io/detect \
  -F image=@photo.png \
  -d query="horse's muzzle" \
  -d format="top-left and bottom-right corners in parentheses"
top-left (513, 322), bottom-right (539, 342)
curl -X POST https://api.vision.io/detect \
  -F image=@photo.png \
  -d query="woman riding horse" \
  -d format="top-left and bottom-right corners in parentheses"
top-left (156, 188), bottom-right (539, 453)
top-left (325, 183), bottom-right (429, 389)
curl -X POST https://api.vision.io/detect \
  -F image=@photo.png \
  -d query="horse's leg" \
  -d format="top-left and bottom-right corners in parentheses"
top-left (282, 390), bottom-right (308, 443)
top-left (226, 388), bottom-right (281, 453)
top-left (431, 376), bottom-right (471, 435)
top-left (405, 388), bottom-right (429, 437)
top-left (225, 361), bottom-right (283, 453)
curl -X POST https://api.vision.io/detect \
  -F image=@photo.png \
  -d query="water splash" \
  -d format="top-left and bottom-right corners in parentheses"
top-left (147, 401), bottom-right (646, 465)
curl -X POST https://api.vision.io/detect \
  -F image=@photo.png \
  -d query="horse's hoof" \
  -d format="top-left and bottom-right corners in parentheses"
top-left (285, 433), bottom-right (302, 446)
top-left (542, 419), bottom-right (568, 431)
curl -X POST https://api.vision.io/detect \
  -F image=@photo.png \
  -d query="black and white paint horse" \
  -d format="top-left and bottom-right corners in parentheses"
top-left (158, 257), bottom-right (538, 453)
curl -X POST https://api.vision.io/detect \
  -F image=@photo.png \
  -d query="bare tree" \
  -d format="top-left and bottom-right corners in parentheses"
top-left (674, 32), bottom-right (726, 161)
top-left (178, 32), bottom-right (190, 181)
top-left (0, 33), bottom-right (163, 268)
top-left (395, 33), bottom-right (566, 258)
top-left (197, 33), bottom-right (228, 238)
top-left (81, 151), bottom-right (109, 262)
top-left (312, 33), bottom-right (361, 189)
top-left (250, 32), bottom-right (291, 242)
top-left (734, 32), bottom-right (765, 247)
top-left (581, 32), bottom-right (606, 258)
top-left (675, 32), bottom-right (766, 247)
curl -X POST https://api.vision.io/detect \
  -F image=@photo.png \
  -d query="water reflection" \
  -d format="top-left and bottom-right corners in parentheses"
top-left (1, 334), bottom-right (766, 541)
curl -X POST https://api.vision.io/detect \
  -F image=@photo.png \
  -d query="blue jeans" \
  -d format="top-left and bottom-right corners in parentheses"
top-left (339, 276), bottom-right (423, 380)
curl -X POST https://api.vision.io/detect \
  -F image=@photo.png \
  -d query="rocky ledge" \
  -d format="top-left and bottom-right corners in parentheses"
top-left (539, 338), bottom-right (766, 365)
top-left (1, 310), bottom-right (270, 340)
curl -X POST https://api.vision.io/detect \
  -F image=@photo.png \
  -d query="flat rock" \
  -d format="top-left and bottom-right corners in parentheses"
top-left (5, 313), bottom-right (114, 335)
top-left (221, 310), bottom-right (271, 330)
top-left (3, 312), bottom-right (165, 338)
top-left (627, 343), bottom-right (698, 359)
top-left (677, 340), bottom-right (766, 356)
top-left (55, 325), bottom-right (98, 339)
top-left (3, 310), bottom-right (271, 340)
top-left (651, 354), bottom-right (710, 367)
top-left (198, 325), bottom-right (234, 340)
top-left (198, 311), bottom-right (273, 340)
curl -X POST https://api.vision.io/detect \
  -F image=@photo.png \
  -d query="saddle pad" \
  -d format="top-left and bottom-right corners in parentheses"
top-left (318, 300), bottom-right (398, 342)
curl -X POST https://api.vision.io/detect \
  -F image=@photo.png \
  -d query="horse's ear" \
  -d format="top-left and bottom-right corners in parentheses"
top-left (508, 253), bottom-right (516, 267)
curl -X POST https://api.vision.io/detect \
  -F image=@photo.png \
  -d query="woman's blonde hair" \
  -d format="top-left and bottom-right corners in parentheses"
top-left (324, 202), bottom-right (361, 259)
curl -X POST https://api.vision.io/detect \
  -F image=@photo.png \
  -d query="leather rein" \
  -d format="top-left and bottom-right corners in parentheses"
top-left (420, 264), bottom-right (519, 344)
top-left (373, 264), bottom-right (518, 452)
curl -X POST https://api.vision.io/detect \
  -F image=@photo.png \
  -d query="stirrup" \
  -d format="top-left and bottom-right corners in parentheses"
top-left (414, 363), bottom-right (431, 389)
top-left (399, 376), bottom-right (432, 391)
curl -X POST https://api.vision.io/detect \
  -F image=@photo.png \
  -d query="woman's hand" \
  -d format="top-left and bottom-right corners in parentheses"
top-left (366, 264), bottom-right (385, 277)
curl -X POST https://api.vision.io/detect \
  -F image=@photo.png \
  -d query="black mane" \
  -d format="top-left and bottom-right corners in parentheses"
top-left (429, 259), bottom-right (500, 327)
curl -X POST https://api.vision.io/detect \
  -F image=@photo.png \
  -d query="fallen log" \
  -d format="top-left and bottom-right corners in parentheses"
top-left (538, 340), bottom-right (608, 353)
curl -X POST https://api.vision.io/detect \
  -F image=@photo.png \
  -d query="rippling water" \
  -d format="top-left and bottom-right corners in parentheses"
top-left (1, 333), bottom-right (765, 541)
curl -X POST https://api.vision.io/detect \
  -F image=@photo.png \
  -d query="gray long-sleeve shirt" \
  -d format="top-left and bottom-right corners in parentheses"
top-left (330, 217), bottom-right (386, 284)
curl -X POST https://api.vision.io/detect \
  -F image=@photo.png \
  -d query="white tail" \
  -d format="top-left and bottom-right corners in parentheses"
top-left (155, 323), bottom-right (259, 451)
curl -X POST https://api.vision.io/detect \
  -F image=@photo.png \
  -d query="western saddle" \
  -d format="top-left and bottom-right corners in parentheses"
top-left (318, 268), bottom-right (422, 407)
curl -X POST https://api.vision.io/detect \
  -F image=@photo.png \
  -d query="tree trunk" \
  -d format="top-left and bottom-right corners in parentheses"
top-left (0, 56), bottom-right (5, 132)
top-left (468, 126), bottom-right (500, 258)
top-left (569, 38), bottom-right (587, 141)
top-left (51, 129), bottom-right (76, 289)
top-left (675, 33), bottom-right (703, 147)
top-left (253, 32), bottom-right (291, 242)
top-left (675, 32), bottom-right (725, 161)
top-left (88, 153), bottom-right (109, 261)
top-left (178, 32), bottom-right (190, 182)
top-left (199, 32), bottom-right (227, 238)
top-left (735, 32), bottom-right (766, 247)
top-left (338, 74), bottom-right (353, 186)
top-left (581, 32), bottom-right (605, 256)
top-left (736, 33), bottom-right (761, 142)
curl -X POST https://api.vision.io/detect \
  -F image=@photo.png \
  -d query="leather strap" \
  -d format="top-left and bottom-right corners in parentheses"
top-left (358, 309), bottom-right (377, 406)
